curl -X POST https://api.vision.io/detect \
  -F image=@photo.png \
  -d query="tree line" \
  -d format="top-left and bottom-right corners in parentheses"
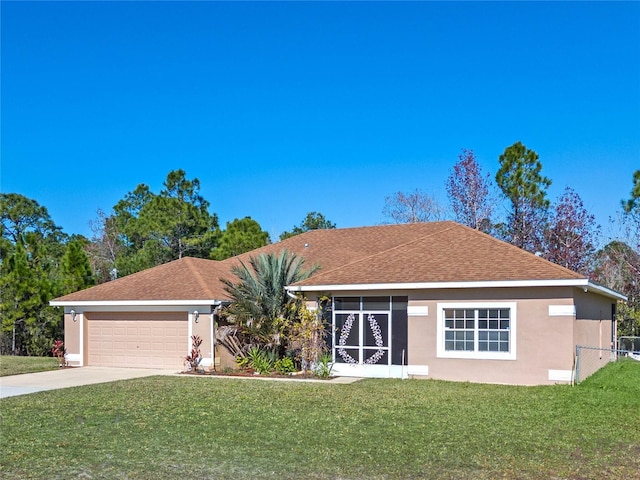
top-left (1, 143), bottom-right (638, 355)
top-left (0, 169), bottom-right (335, 355)
top-left (382, 143), bottom-right (639, 338)
top-left (385, 143), bottom-right (601, 274)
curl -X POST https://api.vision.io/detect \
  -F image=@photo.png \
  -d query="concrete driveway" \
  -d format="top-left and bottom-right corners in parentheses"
top-left (0, 367), bottom-right (177, 399)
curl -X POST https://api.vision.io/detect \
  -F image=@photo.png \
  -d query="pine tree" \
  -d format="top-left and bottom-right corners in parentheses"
top-left (495, 142), bottom-right (551, 253)
top-left (61, 238), bottom-right (95, 294)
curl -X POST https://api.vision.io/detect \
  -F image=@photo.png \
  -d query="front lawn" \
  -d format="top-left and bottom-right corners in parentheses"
top-left (1, 359), bottom-right (639, 479)
top-left (0, 355), bottom-right (59, 377)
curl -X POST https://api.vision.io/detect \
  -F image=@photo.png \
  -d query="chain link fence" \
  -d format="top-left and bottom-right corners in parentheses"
top-left (575, 338), bottom-right (640, 384)
top-left (618, 336), bottom-right (640, 354)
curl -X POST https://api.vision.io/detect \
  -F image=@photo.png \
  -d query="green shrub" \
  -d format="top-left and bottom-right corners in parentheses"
top-left (245, 346), bottom-right (274, 374)
top-left (274, 357), bottom-right (296, 374)
top-left (235, 355), bottom-right (249, 370)
top-left (314, 353), bottom-right (333, 378)
top-left (252, 355), bottom-right (273, 374)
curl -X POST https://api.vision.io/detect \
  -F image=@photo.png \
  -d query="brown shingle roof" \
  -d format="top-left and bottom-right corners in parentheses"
top-left (290, 222), bottom-right (584, 287)
top-left (53, 257), bottom-right (232, 303)
top-left (52, 221), bottom-right (586, 304)
top-left (219, 221), bottom-right (457, 274)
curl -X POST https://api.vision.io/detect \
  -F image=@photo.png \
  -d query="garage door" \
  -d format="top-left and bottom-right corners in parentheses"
top-left (86, 312), bottom-right (188, 369)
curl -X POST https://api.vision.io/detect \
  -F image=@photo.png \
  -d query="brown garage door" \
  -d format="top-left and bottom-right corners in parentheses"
top-left (86, 312), bottom-right (188, 369)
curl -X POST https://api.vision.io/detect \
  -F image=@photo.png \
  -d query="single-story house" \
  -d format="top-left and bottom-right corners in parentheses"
top-left (51, 221), bottom-right (626, 385)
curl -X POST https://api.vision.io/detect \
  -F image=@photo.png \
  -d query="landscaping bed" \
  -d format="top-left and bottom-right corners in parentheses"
top-left (181, 368), bottom-right (334, 380)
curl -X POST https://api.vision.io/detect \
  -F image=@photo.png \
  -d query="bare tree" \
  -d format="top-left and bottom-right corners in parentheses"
top-left (446, 149), bottom-right (494, 231)
top-left (543, 187), bottom-right (599, 275)
top-left (87, 209), bottom-right (121, 283)
top-left (382, 189), bottom-right (446, 224)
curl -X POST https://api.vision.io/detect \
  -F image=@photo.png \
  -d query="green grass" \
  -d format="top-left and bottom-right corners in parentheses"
top-left (1, 359), bottom-right (639, 479)
top-left (0, 355), bottom-right (59, 376)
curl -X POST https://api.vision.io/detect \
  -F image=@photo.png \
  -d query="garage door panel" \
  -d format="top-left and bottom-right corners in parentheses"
top-left (100, 354), bottom-right (117, 365)
top-left (95, 326), bottom-right (112, 337)
top-left (87, 314), bottom-right (188, 369)
top-left (152, 327), bottom-right (165, 337)
top-left (137, 355), bottom-right (155, 367)
top-left (165, 326), bottom-right (181, 336)
top-left (138, 326), bottom-right (152, 336)
top-left (165, 342), bottom-right (182, 353)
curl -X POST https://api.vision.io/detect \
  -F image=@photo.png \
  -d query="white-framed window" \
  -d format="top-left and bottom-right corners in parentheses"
top-left (436, 302), bottom-right (517, 360)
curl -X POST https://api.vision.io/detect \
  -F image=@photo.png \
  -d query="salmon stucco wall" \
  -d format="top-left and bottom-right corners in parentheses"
top-left (63, 310), bottom-right (82, 366)
top-left (191, 311), bottom-right (214, 367)
top-left (303, 287), bottom-right (616, 385)
top-left (406, 287), bottom-right (579, 385)
top-left (214, 343), bottom-right (237, 370)
top-left (573, 289), bottom-right (615, 380)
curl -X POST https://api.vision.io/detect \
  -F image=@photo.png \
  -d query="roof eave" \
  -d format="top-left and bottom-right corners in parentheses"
top-left (287, 279), bottom-right (627, 301)
top-left (50, 299), bottom-right (227, 307)
top-left (585, 281), bottom-right (628, 301)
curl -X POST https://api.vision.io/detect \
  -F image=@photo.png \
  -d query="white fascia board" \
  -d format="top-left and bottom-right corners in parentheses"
top-left (586, 282), bottom-right (627, 301)
top-left (287, 279), bottom-right (592, 292)
top-left (287, 279), bottom-right (627, 301)
top-left (50, 299), bottom-right (224, 307)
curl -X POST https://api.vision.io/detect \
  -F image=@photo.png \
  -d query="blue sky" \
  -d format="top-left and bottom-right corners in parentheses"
top-left (2, 1), bottom-right (639, 243)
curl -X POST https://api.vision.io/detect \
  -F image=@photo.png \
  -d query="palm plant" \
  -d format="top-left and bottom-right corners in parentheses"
top-left (219, 250), bottom-right (318, 354)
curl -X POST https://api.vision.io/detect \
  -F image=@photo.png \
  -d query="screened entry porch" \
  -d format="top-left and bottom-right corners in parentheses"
top-left (331, 296), bottom-right (408, 378)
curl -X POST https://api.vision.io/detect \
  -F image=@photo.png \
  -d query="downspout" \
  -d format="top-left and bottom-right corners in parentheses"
top-left (286, 289), bottom-right (298, 300)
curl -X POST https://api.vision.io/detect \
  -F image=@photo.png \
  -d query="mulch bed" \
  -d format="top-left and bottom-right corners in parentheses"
top-left (180, 369), bottom-right (328, 380)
